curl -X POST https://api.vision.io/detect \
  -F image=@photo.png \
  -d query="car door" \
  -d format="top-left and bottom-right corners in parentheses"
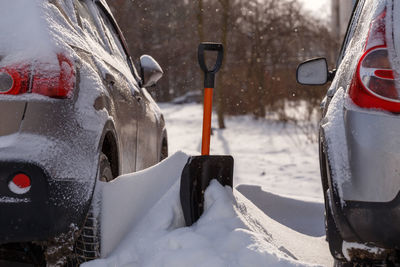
top-left (89, 1), bottom-right (141, 174)
top-left (135, 87), bottom-right (160, 170)
top-left (94, 1), bottom-right (160, 171)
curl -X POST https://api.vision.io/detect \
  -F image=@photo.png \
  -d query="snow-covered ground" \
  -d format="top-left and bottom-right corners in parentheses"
top-left (162, 103), bottom-right (323, 202)
top-left (84, 103), bottom-right (333, 267)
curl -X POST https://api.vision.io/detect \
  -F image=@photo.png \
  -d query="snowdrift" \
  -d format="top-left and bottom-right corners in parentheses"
top-left (82, 152), bottom-right (331, 267)
top-left (100, 151), bottom-right (189, 257)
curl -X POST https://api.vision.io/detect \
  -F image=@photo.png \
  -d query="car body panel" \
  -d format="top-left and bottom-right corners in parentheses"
top-left (136, 88), bottom-right (162, 170)
top-left (0, 101), bottom-right (26, 136)
top-left (343, 109), bottom-right (400, 202)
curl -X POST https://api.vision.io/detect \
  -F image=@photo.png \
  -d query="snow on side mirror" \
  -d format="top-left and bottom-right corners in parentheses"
top-left (140, 55), bottom-right (164, 88)
top-left (296, 58), bottom-right (329, 85)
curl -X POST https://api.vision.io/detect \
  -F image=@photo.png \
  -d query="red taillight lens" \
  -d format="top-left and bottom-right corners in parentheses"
top-left (32, 54), bottom-right (75, 98)
top-left (0, 54), bottom-right (75, 99)
top-left (348, 9), bottom-right (400, 112)
top-left (8, 173), bottom-right (31, 195)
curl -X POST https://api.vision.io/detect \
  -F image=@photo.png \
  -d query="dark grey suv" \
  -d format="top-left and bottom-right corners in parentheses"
top-left (0, 0), bottom-right (167, 265)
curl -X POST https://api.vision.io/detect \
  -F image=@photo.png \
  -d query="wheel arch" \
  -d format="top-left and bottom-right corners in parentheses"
top-left (159, 128), bottom-right (168, 161)
top-left (98, 121), bottom-right (120, 178)
top-left (320, 127), bottom-right (362, 261)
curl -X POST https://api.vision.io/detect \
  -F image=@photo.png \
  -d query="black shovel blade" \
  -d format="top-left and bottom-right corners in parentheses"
top-left (180, 155), bottom-right (234, 226)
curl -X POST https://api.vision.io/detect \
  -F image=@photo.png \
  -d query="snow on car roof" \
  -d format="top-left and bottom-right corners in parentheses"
top-left (0, 0), bottom-right (55, 64)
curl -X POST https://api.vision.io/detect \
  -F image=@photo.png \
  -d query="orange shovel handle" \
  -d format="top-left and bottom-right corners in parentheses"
top-left (201, 88), bottom-right (213, 155)
top-left (198, 42), bottom-right (223, 156)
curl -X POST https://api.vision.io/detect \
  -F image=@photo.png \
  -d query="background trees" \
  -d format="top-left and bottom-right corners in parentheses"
top-left (108, 0), bottom-right (337, 126)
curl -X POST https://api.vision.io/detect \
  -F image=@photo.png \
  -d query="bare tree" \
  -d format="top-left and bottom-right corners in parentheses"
top-left (197, 0), bottom-right (204, 42)
top-left (214, 0), bottom-right (232, 129)
top-left (108, 0), bottom-right (337, 127)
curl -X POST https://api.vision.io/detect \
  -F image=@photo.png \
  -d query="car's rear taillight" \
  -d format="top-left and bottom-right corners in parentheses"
top-left (0, 54), bottom-right (75, 99)
top-left (349, 9), bottom-right (400, 112)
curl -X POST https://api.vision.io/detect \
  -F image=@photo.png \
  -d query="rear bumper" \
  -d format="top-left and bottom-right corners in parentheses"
top-left (0, 161), bottom-right (90, 244)
top-left (338, 193), bottom-right (400, 249)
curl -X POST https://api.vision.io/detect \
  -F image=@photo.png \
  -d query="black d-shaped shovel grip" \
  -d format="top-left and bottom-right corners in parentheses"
top-left (198, 43), bottom-right (224, 88)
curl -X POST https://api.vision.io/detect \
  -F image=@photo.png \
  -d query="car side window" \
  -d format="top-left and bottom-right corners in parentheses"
top-left (100, 9), bottom-right (127, 60)
top-left (75, 0), bottom-right (112, 53)
top-left (337, 0), bottom-right (365, 65)
top-left (93, 5), bottom-right (131, 69)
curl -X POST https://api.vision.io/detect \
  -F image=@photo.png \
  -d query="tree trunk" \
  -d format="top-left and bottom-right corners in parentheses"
top-left (197, 0), bottom-right (204, 42)
top-left (216, 0), bottom-right (230, 129)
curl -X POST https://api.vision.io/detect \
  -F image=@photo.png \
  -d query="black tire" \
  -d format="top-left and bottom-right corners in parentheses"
top-left (74, 153), bottom-right (113, 265)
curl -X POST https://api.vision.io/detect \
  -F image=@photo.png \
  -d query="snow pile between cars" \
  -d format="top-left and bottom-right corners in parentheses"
top-left (83, 151), bottom-right (324, 267)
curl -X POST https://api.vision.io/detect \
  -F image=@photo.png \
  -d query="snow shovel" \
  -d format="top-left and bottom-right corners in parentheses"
top-left (180, 42), bottom-right (234, 226)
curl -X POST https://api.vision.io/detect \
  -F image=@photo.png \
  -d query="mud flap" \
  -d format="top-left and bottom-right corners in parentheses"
top-left (180, 155), bottom-right (233, 226)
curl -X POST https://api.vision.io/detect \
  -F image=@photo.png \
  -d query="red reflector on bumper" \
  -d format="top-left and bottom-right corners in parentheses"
top-left (9, 173), bottom-right (31, 194)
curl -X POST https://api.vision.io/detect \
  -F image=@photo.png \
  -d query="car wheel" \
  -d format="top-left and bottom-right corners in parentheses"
top-left (74, 152), bottom-right (113, 264)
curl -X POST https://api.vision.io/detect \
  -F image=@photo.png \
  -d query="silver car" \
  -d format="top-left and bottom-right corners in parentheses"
top-left (0, 0), bottom-right (167, 265)
top-left (298, 0), bottom-right (400, 265)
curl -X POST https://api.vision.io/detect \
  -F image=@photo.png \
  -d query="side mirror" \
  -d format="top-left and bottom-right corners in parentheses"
top-left (296, 58), bottom-right (333, 85)
top-left (140, 55), bottom-right (163, 87)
